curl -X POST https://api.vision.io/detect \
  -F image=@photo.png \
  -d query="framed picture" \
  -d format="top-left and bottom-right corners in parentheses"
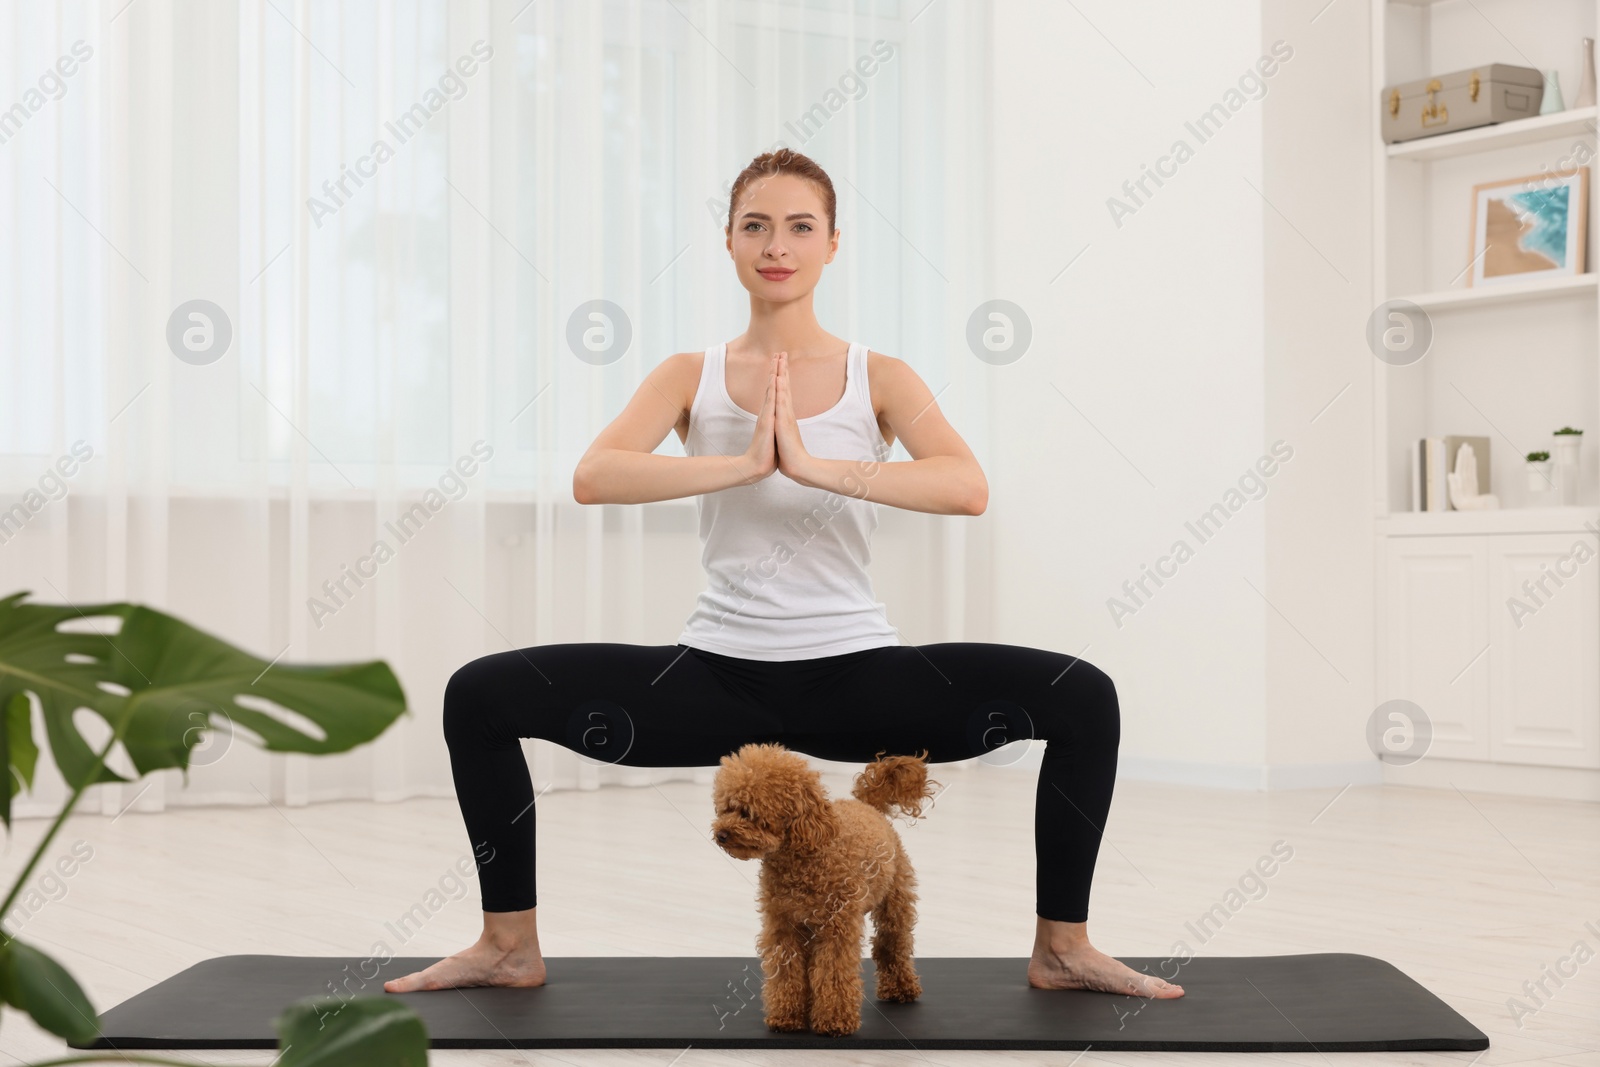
top-left (1468, 167), bottom-right (1588, 287)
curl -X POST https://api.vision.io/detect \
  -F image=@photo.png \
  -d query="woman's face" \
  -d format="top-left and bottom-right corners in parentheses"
top-left (726, 173), bottom-right (838, 298)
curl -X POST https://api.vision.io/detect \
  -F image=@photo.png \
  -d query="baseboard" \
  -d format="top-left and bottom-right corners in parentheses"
top-left (822, 747), bottom-right (1386, 790)
top-left (823, 747), bottom-right (1387, 791)
top-left (1115, 755), bottom-right (1384, 792)
top-left (41, 752), bottom-right (1570, 825)
top-left (1382, 756), bottom-right (1600, 801)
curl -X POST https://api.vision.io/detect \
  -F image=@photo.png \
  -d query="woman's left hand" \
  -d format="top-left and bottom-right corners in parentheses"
top-left (773, 351), bottom-right (814, 483)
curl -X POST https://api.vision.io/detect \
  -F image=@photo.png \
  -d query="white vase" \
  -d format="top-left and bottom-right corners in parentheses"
top-left (1578, 38), bottom-right (1598, 108)
top-left (1561, 465), bottom-right (1581, 504)
top-left (1527, 461), bottom-right (1553, 494)
top-left (1554, 433), bottom-right (1583, 504)
top-left (1542, 69), bottom-right (1567, 114)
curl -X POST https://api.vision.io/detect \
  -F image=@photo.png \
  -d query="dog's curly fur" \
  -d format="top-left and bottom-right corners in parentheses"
top-left (710, 742), bottom-right (940, 1037)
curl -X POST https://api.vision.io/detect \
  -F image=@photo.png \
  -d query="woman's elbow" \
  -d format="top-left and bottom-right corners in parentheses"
top-left (965, 470), bottom-right (989, 515)
top-left (572, 458), bottom-right (599, 504)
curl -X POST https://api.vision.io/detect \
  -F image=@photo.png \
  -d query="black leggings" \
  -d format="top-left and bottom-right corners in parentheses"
top-left (441, 640), bottom-right (1121, 923)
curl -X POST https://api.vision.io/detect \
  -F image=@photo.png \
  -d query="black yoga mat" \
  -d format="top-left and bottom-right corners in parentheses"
top-left (71, 952), bottom-right (1488, 1052)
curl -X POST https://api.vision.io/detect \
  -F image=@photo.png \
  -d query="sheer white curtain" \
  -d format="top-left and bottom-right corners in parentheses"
top-left (0, 0), bottom-right (994, 820)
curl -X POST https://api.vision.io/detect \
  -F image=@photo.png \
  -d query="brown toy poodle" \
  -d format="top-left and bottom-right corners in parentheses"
top-left (710, 741), bottom-right (940, 1037)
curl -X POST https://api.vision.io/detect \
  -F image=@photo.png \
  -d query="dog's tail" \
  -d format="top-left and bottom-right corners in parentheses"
top-left (851, 749), bottom-right (940, 820)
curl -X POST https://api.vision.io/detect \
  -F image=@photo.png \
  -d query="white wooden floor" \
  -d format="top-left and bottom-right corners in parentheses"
top-left (2, 763), bottom-right (1597, 1066)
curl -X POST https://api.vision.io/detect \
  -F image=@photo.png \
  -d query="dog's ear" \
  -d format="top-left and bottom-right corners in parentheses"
top-left (787, 771), bottom-right (837, 852)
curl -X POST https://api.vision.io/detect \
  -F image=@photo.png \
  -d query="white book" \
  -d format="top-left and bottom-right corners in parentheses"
top-left (1411, 438), bottom-right (1423, 511)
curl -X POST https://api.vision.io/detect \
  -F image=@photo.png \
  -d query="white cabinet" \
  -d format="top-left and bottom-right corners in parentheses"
top-left (1384, 529), bottom-right (1600, 770)
top-left (1385, 536), bottom-right (1489, 760)
top-left (1487, 535), bottom-right (1600, 767)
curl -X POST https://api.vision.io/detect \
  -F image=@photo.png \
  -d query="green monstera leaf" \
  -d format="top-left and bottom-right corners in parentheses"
top-left (276, 996), bottom-right (430, 1066)
top-left (0, 939), bottom-right (100, 1045)
top-left (0, 593), bottom-right (137, 815)
top-left (0, 590), bottom-right (417, 1052)
top-left (0, 588), bottom-right (409, 827)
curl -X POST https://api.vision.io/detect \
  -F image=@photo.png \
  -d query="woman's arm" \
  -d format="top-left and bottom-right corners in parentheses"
top-left (573, 353), bottom-right (772, 504)
top-left (776, 351), bottom-right (988, 516)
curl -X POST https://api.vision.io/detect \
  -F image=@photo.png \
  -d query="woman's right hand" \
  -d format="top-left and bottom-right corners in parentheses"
top-left (740, 355), bottom-right (778, 483)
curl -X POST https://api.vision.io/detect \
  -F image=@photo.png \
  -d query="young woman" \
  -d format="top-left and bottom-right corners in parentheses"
top-left (386, 149), bottom-right (1183, 1000)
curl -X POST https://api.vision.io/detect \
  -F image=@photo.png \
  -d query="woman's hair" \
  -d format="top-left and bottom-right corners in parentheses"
top-left (726, 148), bottom-right (837, 237)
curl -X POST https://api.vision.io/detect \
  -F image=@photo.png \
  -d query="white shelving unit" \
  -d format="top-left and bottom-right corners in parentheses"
top-left (1374, 0), bottom-right (1600, 521)
top-left (1373, 0), bottom-right (1600, 794)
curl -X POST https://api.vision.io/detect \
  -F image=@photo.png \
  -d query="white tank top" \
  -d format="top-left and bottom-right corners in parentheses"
top-left (676, 340), bottom-right (901, 661)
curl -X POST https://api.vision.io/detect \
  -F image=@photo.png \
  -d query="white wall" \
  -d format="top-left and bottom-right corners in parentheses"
top-left (989, 1), bottom-right (1376, 788)
top-left (1261, 0), bottom-right (1378, 782)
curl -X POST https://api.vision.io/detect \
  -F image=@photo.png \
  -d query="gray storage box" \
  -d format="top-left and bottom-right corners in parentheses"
top-left (1381, 64), bottom-right (1544, 144)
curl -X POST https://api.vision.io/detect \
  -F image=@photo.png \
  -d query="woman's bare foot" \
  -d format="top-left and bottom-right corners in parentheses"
top-left (384, 907), bottom-right (548, 993)
top-left (1027, 916), bottom-right (1185, 998)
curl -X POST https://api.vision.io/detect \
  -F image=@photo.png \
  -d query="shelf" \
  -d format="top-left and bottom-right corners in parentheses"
top-left (1395, 272), bottom-right (1598, 311)
top-left (1386, 107), bottom-right (1598, 162)
top-left (1379, 506), bottom-right (1600, 536)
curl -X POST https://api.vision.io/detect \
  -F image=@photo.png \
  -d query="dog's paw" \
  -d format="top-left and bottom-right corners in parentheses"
top-left (809, 1011), bottom-right (862, 1037)
top-left (764, 1012), bottom-right (808, 1033)
top-left (874, 964), bottom-right (922, 1002)
top-left (876, 977), bottom-right (922, 1002)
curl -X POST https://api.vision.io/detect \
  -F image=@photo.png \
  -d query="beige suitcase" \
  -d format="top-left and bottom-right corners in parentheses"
top-left (1381, 64), bottom-right (1544, 144)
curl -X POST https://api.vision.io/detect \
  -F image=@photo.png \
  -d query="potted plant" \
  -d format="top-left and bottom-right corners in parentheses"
top-left (1526, 449), bottom-right (1553, 493)
top-left (0, 591), bottom-right (430, 1065)
top-left (1553, 426), bottom-right (1583, 468)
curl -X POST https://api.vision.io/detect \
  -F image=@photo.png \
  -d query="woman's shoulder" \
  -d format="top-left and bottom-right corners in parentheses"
top-left (862, 347), bottom-right (919, 406)
top-left (657, 349), bottom-right (708, 421)
top-left (862, 346), bottom-right (910, 373)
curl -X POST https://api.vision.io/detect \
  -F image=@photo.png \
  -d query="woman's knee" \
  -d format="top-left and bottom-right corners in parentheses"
top-left (1052, 657), bottom-right (1120, 751)
top-left (442, 654), bottom-right (509, 750)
